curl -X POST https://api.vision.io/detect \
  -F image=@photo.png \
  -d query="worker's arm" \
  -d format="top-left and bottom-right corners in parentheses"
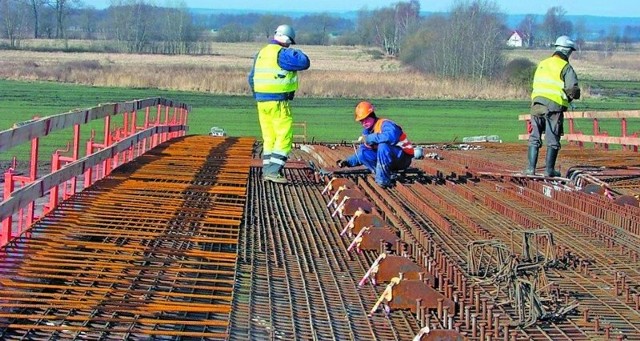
top-left (343, 154), bottom-right (361, 167)
top-left (278, 48), bottom-right (311, 71)
top-left (562, 64), bottom-right (580, 101)
top-left (247, 53), bottom-right (258, 94)
top-left (365, 121), bottom-right (402, 145)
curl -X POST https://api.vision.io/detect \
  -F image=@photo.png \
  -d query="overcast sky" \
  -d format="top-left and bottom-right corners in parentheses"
top-left (90, 0), bottom-right (639, 17)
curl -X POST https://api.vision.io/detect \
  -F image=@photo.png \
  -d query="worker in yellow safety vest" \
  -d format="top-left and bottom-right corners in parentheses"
top-left (336, 101), bottom-right (414, 188)
top-left (249, 24), bottom-right (311, 184)
top-left (525, 35), bottom-right (580, 177)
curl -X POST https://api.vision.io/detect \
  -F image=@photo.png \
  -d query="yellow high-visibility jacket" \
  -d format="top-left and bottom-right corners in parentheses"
top-left (531, 56), bottom-right (569, 108)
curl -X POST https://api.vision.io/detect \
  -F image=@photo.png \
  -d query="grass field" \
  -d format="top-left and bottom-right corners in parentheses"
top-left (2, 43), bottom-right (640, 100)
top-left (1, 79), bottom-right (639, 165)
top-left (1, 42), bottom-right (639, 163)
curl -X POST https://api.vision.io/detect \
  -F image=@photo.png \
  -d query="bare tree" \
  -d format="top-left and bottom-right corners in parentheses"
top-left (39, 4), bottom-right (55, 38)
top-left (370, 0), bottom-right (420, 56)
top-left (516, 14), bottom-right (537, 47)
top-left (161, 2), bottom-right (197, 53)
top-left (350, 1), bottom-right (421, 55)
top-left (255, 14), bottom-right (291, 41)
top-left (401, 0), bottom-right (505, 81)
top-left (448, 0), bottom-right (505, 80)
top-left (353, 9), bottom-right (376, 46)
top-left (398, 16), bottom-right (443, 71)
top-left (77, 5), bottom-right (98, 39)
top-left (295, 13), bottom-right (340, 45)
top-left (599, 25), bottom-right (621, 56)
top-left (622, 25), bottom-right (640, 45)
top-left (51, 0), bottom-right (66, 38)
top-left (394, 1), bottom-right (420, 39)
top-left (573, 18), bottom-right (587, 42)
top-left (541, 6), bottom-right (572, 45)
top-left (26, 0), bottom-right (47, 38)
top-left (106, 0), bottom-right (154, 52)
top-left (215, 23), bottom-right (253, 43)
top-left (0, 0), bottom-right (30, 47)
top-left (372, 8), bottom-right (396, 54)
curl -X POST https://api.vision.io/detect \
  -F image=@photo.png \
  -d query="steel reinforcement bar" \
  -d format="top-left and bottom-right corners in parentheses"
top-left (0, 135), bottom-right (253, 340)
top-left (343, 162), bottom-right (637, 340)
top-left (228, 166), bottom-right (420, 340)
top-left (422, 153), bottom-right (640, 338)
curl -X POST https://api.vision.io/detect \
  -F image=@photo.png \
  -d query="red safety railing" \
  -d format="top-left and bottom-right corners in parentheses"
top-left (0, 97), bottom-right (190, 247)
top-left (519, 110), bottom-right (640, 151)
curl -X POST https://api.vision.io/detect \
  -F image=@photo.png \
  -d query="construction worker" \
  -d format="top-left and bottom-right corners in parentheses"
top-left (249, 24), bottom-right (311, 184)
top-left (336, 101), bottom-right (414, 188)
top-left (525, 35), bottom-right (580, 177)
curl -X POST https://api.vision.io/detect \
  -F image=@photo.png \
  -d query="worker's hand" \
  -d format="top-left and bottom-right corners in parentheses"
top-left (336, 159), bottom-right (348, 168)
top-left (357, 136), bottom-right (365, 143)
top-left (564, 86), bottom-right (581, 101)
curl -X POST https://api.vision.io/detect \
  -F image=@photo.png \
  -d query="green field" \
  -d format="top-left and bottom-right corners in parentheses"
top-left (1, 79), bottom-right (638, 162)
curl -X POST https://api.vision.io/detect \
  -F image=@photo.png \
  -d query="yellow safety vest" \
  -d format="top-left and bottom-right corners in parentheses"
top-left (252, 44), bottom-right (298, 93)
top-left (372, 119), bottom-right (414, 156)
top-left (531, 56), bottom-right (569, 107)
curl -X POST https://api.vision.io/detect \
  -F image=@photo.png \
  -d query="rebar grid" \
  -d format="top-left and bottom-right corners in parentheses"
top-left (0, 136), bottom-right (254, 340)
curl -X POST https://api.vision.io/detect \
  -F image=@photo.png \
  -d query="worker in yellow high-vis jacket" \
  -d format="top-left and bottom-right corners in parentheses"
top-left (526, 35), bottom-right (580, 177)
top-left (248, 24), bottom-right (311, 184)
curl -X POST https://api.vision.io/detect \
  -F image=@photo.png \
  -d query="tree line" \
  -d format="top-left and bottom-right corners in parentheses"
top-left (1, 0), bottom-right (638, 81)
top-left (516, 6), bottom-right (639, 51)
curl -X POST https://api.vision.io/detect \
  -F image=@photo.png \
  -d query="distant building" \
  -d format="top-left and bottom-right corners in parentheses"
top-left (506, 30), bottom-right (524, 48)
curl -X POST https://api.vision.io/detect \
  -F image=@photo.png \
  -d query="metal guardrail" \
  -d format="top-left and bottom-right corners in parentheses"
top-left (1, 97), bottom-right (190, 247)
top-left (519, 110), bottom-right (640, 151)
top-left (0, 97), bottom-right (190, 153)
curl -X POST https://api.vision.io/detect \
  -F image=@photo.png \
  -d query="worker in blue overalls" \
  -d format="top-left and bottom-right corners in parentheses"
top-left (337, 101), bottom-right (414, 188)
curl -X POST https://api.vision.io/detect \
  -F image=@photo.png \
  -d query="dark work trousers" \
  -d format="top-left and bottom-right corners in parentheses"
top-left (528, 111), bottom-right (564, 150)
top-left (354, 143), bottom-right (412, 186)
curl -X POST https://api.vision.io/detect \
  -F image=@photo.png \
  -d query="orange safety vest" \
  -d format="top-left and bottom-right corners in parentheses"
top-left (372, 119), bottom-right (414, 156)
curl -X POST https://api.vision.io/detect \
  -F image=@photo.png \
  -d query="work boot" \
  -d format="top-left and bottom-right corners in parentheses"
top-left (523, 146), bottom-right (538, 175)
top-left (377, 181), bottom-right (393, 189)
top-left (262, 162), bottom-right (279, 178)
top-left (263, 173), bottom-right (288, 184)
top-left (544, 148), bottom-right (561, 177)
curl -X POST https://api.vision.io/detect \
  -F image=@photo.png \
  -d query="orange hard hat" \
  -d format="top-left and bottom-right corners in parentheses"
top-left (355, 101), bottom-right (375, 121)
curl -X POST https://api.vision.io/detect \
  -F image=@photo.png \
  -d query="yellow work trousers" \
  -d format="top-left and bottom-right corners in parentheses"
top-left (257, 100), bottom-right (293, 156)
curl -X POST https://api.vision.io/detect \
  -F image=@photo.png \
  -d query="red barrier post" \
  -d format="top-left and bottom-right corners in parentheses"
top-left (152, 105), bottom-right (161, 147)
top-left (130, 110), bottom-right (137, 160)
top-left (622, 117), bottom-right (628, 151)
top-left (2, 170), bottom-right (15, 246)
top-left (69, 124), bottom-right (81, 197)
top-left (84, 138), bottom-right (94, 189)
top-left (0, 98), bottom-right (190, 247)
top-left (163, 105), bottom-right (170, 142)
top-left (24, 137), bottom-right (39, 226)
top-left (49, 152), bottom-right (61, 212)
top-left (143, 107), bottom-right (151, 153)
top-left (103, 115), bottom-right (112, 176)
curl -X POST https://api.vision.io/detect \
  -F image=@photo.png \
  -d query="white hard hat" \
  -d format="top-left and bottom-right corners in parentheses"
top-left (554, 35), bottom-right (576, 51)
top-left (274, 24), bottom-right (296, 45)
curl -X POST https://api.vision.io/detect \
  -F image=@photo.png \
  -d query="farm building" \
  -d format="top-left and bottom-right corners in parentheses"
top-left (507, 30), bottom-right (525, 47)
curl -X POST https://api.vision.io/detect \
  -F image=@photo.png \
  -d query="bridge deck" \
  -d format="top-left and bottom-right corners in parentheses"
top-left (1, 136), bottom-right (639, 341)
top-left (0, 136), bottom-right (253, 340)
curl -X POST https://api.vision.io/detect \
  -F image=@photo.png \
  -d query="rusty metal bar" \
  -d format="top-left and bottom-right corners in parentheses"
top-left (0, 136), bottom-right (252, 339)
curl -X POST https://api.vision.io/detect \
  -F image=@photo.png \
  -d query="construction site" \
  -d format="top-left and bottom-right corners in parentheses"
top-left (1, 98), bottom-right (640, 340)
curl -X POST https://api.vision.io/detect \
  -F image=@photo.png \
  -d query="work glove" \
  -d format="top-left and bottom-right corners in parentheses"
top-left (336, 159), bottom-right (348, 168)
top-left (564, 86), bottom-right (581, 101)
top-left (358, 135), bottom-right (373, 149)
